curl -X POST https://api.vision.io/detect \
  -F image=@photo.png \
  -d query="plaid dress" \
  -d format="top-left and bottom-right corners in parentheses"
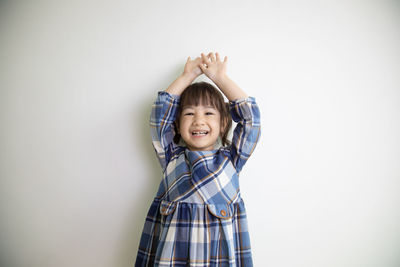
top-left (135, 91), bottom-right (261, 267)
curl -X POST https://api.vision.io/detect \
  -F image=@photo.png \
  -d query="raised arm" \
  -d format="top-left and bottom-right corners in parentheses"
top-left (229, 97), bottom-right (261, 172)
top-left (165, 56), bottom-right (203, 95)
top-left (199, 52), bottom-right (247, 101)
top-left (150, 56), bottom-right (203, 170)
top-left (200, 52), bottom-right (261, 172)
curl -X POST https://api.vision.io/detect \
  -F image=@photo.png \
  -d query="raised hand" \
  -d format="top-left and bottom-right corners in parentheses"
top-left (199, 52), bottom-right (247, 101)
top-left (199, 52), bottom-right (227, 82)
top-left (165, 56), bottom-right (203, 95)
top-left (183, 56), bottom-right (203, 78)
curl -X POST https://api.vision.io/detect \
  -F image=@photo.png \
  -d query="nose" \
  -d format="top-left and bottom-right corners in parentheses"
top-left (193, 114), bottom-right (205, 125)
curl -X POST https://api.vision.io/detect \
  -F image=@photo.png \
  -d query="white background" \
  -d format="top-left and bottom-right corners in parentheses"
top-left (1, 1), bottom-right (400, 266)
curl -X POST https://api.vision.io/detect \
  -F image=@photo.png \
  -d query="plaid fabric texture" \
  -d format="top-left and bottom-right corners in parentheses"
top-left (135, 91), bottom-right (261, 266)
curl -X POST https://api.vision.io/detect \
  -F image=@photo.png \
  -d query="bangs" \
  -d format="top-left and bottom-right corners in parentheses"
top-left (180, 82), bottom-right (223, 110)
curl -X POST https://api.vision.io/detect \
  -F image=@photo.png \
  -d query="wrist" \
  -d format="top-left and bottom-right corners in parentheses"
top-left (212, 73), bottom-right (229, 85)
top-left (165, 73), bottom-right (197, 95)
top-left (211, 73), bottom-right (248, 101)
top-left (181, 71), bottom-right (199, 82)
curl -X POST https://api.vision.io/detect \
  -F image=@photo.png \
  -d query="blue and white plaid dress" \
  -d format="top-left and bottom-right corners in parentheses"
top-left (135, 91), bottom-right (261, 267)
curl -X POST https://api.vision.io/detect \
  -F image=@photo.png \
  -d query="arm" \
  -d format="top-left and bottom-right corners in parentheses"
top-left (150, 56), bottom-right (203, 170)
top-left (229, 97), bottom-right (261, 172)
top-left (199, 52), bottom-right (247, 101)
top-left (165, 56), bottom-right (203, 95)
top-left (200, 52), bottom-right (260, 171)
top-left (150, 92), bottom-right (180, 170)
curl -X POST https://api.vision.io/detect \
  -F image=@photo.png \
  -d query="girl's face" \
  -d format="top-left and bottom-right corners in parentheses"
top-left (179, 104), bottom-right (222, 151)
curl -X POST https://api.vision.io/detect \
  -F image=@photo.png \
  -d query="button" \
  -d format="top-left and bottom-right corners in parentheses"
top-left (220, 210), bottom-right (226, 216)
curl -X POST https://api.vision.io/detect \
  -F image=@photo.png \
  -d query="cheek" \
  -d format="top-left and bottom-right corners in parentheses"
top-left (213, 119), bottom-right (222, 133)
top-left (179, 118), bottom-right (190, 132)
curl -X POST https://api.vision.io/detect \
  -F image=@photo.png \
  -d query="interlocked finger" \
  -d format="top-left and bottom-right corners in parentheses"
top-left (208, 52), bottom-right (216, 62)
top-left (201, 53), bottom-right (211, 64)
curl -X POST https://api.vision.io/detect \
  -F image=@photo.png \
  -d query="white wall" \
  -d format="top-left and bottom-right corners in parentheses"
top-left (1, 1), bottom-right (400, 266)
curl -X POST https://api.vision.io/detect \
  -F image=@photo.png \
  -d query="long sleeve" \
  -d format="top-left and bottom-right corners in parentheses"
top-left (149, 91), bottom-right (180, 171)
top-left (229, 96), bottom-right (261, 173)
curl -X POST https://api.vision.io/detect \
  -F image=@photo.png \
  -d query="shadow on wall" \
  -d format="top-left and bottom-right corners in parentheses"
top-left (115, 95), bottom-right (159, 266)
top-left (115, 66), bottom-right (183, 266)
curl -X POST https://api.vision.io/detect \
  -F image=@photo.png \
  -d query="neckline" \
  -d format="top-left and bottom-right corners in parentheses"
top-left (184, 147), bottom-right (220, 155)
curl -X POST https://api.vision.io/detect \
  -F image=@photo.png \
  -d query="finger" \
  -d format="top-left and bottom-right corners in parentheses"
top-left (215, 53), bottom-right (221, 62)
top-left (201, 53), bottom-right (210, 63)
top-left (208, 52), bottom-right (216, 62)
top-left (223, 56), bottom-right (228, 63)
top-left (207, 52), bottom-right (213, 60)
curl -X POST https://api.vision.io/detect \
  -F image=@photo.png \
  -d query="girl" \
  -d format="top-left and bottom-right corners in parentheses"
top-left (135, 52), bottom-right (261, 267)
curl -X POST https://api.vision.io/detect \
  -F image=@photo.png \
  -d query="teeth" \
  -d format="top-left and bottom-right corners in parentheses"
top-left (192, 131), bottom-right (208, 135)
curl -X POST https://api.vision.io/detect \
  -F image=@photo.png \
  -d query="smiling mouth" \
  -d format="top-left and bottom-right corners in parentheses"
top-left (192, 130), bottom-right (209, 136)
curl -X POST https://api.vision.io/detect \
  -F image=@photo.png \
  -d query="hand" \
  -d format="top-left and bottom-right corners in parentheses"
top-left (165, 56), bottom-right (202, 95)
top-left (199, 52), bottom-right (227, 82)
top-left (183, 56), bottom-right (203, 78)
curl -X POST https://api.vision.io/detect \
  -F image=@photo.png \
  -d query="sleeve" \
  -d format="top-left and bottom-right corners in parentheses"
top-left (229, 96), bottom-right (261, 173)
top-left (149, 91), bottom-right (181, 171)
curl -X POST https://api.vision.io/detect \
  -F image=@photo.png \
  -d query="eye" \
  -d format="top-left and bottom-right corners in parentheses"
top-left (184, 112), bottom-right (194, 116)
top-left (205, 112), bottom-right (214, 115)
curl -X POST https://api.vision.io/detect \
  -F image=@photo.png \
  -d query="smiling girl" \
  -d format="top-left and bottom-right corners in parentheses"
top-left (135, 52), bottom-right (261, 267)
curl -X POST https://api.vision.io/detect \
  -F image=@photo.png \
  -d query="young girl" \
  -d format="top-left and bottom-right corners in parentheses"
top-left (135, 52), bottom-right (261, 267)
